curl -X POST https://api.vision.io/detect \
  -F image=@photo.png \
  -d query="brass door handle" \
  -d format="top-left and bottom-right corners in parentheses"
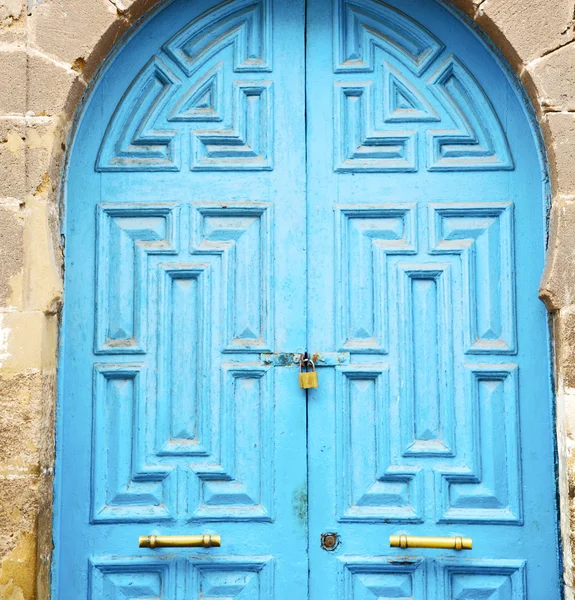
top-left (139, 534), bottom-right (221, 549)
top-left (390, 534), bottom-right (472, 551)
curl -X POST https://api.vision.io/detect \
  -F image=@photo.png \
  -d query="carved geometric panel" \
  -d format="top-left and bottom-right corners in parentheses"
top-left (90, 559), bottom-right (174, 600)
top-left (97, 0), bottom-right (273, 172)
top-left (90, 557), bottom-right (274, 600)
top-left (438, 365), bottom-right (522, 524)
top-left (190, 364), bottom-right (274, 521)
top-left (339, 557), bottom-right (426, 600)
top-left (336, 366), bottom-right (423, 523)
top-left (397, 263), bottom-right (455, 457)
top-left (163, 0), bottom-right (272, 76)
top-left (429, 202), bottom-right (516, 354)
top-left (335, 204), bottom-right (416, 353)
top-left (334, 202), bottom-right (522, 525)
top-left (96, 57), bottom-right (182, 171)
top-left (333, 0), bottom-right (444, 74)
top-left (437, 560), bottom-right (526, 599)
top-left (156, 263), bottom-right (212, 457)
top-left (95, 203), bottom-right (178, 354)
top-left (91, 364), bottom-right (174, 523)
top-left (334, 0), bottom-right (513, 173)
top-left (92, 202), bottom-right (274, 523)
top-left (189, 556), bottom-right (274, 599)
top-left (191, 203), bottom-right (272, 352)
top-left (190, 81), bottom-right (273, 171)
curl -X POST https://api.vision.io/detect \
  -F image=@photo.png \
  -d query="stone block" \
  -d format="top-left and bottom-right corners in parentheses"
top-left (477, 0), bottom-right (574, 66)
top-left (0, 497), bottom-right (37, 600)
top-left (544, 113), bottom-right (575, 196)
top-left (540, 196), bottom-right (575, 311)
top-left (0, 119), bottom-right (25, 198)
top-left (29, 0), bottom-right (119, 66)
top-left (0, 201), bottom-right (23, 308)
top-left (0, 0), bottom-right (23, 22)
top-left (556, 306), bottom-right (575, 389)
top-left (23, 196), bottom-right (63, 313)
top-left (24, 118), bottom-right (59, 196)
top-left (528, 43), bottom-right (575, 112)
top-left (0, 371), bottom-right (43, 469)
top-left (0, 310), bottom-right (48, 372)
top-left (0, 49), bottom-right (26, 115)
top-left (28, 52), bottom-right (83, 116)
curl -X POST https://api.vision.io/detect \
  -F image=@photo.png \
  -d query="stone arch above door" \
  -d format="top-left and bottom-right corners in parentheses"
top-left (0, 0), bottom-right (574, 598)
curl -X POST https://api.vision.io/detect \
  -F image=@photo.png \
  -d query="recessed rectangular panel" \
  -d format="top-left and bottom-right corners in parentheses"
top-left (436, 559), bottom-right (526, 599)
top-left (438, 365), bottom-right (522, 524)
top-left (336, 366), bottom-right (423, 523)
top-left (191, 203), bottom-right (272, 352)
top-left (188, 556), bottom-right (274, 600)
top-left (339, 557), bottom-right (425, 600)
top-left (397, 263), bottom-right (455, 457)
top-left (156, 264), bottom-right (212, 456)
top-left (94, 203), bottom-right (178, 355)
top-left (429, 202), bottom-right (516, 354)
top-left (190, 364), bottom-right (274, 521)
top-left (335, 204), bottom-right (416, 353)
top-left (90, 558), bottom-right (174, 600)
top-left (91, 364), bottom-right (173, 523)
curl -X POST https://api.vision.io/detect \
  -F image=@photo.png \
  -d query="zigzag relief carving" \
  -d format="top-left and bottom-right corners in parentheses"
top-left (334, 0), bottom-right (513, 172)
top-left (438, 365), bottom-right (522, 524)
top-left (427, 56), bottom-right (513, 171)
top-left (190, 81), bottom-right (273, 171)
top-left (338, 558), bottom-right (525, 600)
top-left (97, 0), bottom-right (273, 172)
top-left (190, 364), bottom-right (274, 521)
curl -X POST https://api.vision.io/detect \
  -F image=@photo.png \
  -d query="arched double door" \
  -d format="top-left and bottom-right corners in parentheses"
top-left (54, 0), bottom-right (561, 597)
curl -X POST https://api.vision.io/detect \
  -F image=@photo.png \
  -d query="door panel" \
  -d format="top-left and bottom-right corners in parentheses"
top-left (306, 0), bottom-right (560, 597)
top-left (55, 0), bottom-right (308, 597)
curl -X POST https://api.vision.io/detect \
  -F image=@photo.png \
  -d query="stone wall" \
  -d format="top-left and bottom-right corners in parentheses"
top-left (0, 0), bottom-right (573, 597)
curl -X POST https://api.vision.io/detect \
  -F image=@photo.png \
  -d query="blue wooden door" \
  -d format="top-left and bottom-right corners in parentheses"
top-left (54, 0), bottom-right (561, 597)
top-left (306, 0), bottom-right (561, 597)
top-left (54, 0), bottom-right (309, 596)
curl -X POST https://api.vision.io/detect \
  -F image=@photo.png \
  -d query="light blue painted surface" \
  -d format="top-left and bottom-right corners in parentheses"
top-left (54, 0), bottom-right (561, 597)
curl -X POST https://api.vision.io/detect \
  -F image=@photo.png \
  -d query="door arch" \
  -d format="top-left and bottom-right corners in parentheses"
top-left (54, 0), bottom-right (561, 597)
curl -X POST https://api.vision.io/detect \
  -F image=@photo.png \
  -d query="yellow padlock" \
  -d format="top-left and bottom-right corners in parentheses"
top-left (299, 358), bottom-right (319, 389)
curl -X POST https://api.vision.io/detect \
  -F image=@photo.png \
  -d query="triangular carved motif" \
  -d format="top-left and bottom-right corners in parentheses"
top-left (384, 63), bottom-right (440, 123)
top-left (169, 62), bottom-right (224, 122)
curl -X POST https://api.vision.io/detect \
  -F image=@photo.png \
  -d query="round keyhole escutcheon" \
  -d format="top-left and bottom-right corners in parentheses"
top-left (321, 532), bottom-right (341, 551)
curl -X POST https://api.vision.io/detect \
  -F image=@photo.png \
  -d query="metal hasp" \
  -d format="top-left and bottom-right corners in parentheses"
top-left (390, 535), bottom-right (472, 551)
top-left (139, 534), bottom-right (221, 549)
